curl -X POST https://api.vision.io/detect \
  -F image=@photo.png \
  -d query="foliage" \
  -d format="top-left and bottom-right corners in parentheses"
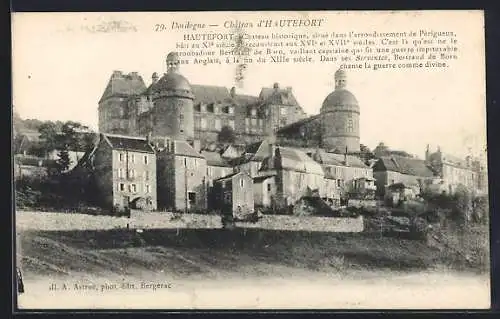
top-left (217, 125), bottom-right (236, 144)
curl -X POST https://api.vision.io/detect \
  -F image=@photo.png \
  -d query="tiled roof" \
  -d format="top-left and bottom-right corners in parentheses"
top-left (201, 151), bottom-right (231, 167)
top-left (375, 156), bottom-right (435, 177)
top-left (99, 71), bottom-right (147, 103)
top-left (259, 87), bottom-right (300, 106)
top-left (191, 85), bottom-right (232, 105)
top-left (314, 150), bottom-right (368, 168)
top-left (103, 134), bottom-right (155, 153)
top-left (173, 140), bottom-right (204, 158)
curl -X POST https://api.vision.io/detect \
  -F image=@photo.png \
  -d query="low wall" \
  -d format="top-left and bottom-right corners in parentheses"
top-left (237, 215), bottom-right (364, 232)
top-left (16, 211), bottom-right (363, 233)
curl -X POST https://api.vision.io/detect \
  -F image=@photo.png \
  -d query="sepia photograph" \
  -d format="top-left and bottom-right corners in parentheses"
top-left (12, 10), bottom-right (489, 309)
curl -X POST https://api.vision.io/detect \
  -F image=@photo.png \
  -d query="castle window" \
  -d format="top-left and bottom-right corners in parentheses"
top-left (222, 106), bottom-right (229, 114)
top-left (201, 104), bottom-right (206, 112)
top-left (347, 120), bottom-right (353, 132)
top-left (145, 184), bottom-right (150, 193)
top-left (200, 118), bottom-right (207, 129)
top-left (119, 183), bottom-right (125, 191)
top-left (194, 104), bottom-right (201, 112)
top-left (119, 153), bottom-right (124, 162)
top-left (130, 184), bottom-right (137, 193)
top-left (207, 104), bottom-right (214, 113)
top-left (267, 184), bottom-right (271, 192)
top-left (144, 155), bottom-right (148, 165)
top-left (129, 169), bottom-right (135, 178)
top-left (240, 179), bottom-right (244, 188)
top-left (130, 154), bottom-right (135, 163)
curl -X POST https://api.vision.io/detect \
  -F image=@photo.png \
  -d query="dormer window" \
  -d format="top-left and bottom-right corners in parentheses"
top-left (207, 103), bottom-right (214, 113)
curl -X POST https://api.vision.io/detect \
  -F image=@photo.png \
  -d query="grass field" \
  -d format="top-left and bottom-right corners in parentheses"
top-left (15, 211), bottom-right (490, 309)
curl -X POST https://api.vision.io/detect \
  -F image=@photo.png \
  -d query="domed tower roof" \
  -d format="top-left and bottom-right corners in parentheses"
top-left (320, 68), bottom-right (358, 112)
top-left (152, 52), bottom-right (193, 93)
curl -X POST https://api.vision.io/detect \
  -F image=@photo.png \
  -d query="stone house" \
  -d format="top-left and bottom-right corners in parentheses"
top-left (372, 156), bottom-right (435, 198)
top-left (253, 172), bottom-right (277, 209)
top-left (425, 146), bottom-right (481, 194)
top-left (213, 171), bottom-right (254, 218)
top-left (312, 149), bottom-right (374, 201)
top-left (75, 133), bottom-right (157, 211)
top-left (155, 138), bottom-right (207, 212)
top-left (259, 146), bottom-right (325, 210)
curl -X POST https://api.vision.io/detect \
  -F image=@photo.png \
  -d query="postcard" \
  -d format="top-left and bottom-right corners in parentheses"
top-left (12, 10), bottom-right (489, 310)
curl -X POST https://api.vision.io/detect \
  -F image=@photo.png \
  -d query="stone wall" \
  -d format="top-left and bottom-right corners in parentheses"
top-left (17, 211), bottom-right (364, 233)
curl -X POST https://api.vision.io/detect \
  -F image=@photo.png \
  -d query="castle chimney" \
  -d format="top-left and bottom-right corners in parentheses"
top-left (273, 82), bottom-right (279, 90)
top-left (151, 72), bottom-right (159, 84)
top-left (230, 87), bottom-right (236, 98)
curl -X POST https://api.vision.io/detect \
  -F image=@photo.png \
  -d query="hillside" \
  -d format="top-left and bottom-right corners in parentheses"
top-left (18, 226), bottom-right (489, 281)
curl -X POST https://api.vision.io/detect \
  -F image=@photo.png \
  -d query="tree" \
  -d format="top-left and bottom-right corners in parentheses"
top-left (217, 125), bottom-right (236, 144)
top-left (38, 122), bottom-right (59, 154)
top-left (55, 149), bottom-right (71, 174)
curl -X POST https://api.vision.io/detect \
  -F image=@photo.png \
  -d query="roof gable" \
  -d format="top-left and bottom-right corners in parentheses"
top-left (99, 71), bottom-right (147, 103)
top-left (259, 87), bottom-right (300, 106)
top-left (201, 150), bottom-right (230, 167)
top-left (191, 85), bottom-right (232, 105)
top-left (377, 156), bottom-right (434, 177)
top-left (314, 150), bottom-right (368, 168)
top-left (102, 134), bottom-right (155, 153)
top-left (173, 140), bottom-right (205, 158)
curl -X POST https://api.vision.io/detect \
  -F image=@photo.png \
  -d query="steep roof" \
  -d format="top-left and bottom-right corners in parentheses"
top-left (232, 94), bottom-right (260, 106)
top-left (201, 150), bottom-right (231, 167)
top-left (277, 114), bottom-right (320, 134)
top-left (99, 71), bottom-right (147, 103)
top-left (314, 149), bottom-right (368, 168)
top-left (102, 134), bottom-right (155, 153)
top-left (375, 156), bottom-right (435, 177)
top-left (259, 86), bottom-right (300, 106)
top-left (172, 140), bottom-right (204, 158)
top-left (191, 85), bottom-right (232, 105)
top-left (260, 147), bottom-right (324, 175)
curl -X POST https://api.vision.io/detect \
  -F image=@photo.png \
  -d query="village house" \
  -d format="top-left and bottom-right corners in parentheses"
top-left (253, 172), bottom-right (277, 209)
top-left (75, 133), bottom-right (157, 211)
top-left (155, 138), bottom-right (207, 212)
top-left (13, 154), bottom-right (57, 180)
top-left (232, 139), bottom-right (276, 178)
top-left (312, 149), bottom-right (374, 204)
top-left (212, 171), bottom-right (254, 218)
top-left (259, 146), bottom-right (325, 210)
top-left (372, 155), bottom-right (436, 198)
top-left (425, 146), bottom-right (483, 194)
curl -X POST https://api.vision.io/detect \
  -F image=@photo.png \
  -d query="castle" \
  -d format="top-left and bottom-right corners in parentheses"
top-left (97, 52), bottom-right (361, 153)
top-left (60, 51), bottom-right (486, 213)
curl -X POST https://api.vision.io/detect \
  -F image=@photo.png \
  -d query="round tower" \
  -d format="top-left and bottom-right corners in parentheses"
top-left (320, 68), bottom-right (360, 153)
top-left (150, 52), bottom-right (195, 141)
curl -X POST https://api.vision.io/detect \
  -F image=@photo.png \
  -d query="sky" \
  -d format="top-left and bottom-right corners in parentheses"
top-left (11, 11), bottom-right (487, 160)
